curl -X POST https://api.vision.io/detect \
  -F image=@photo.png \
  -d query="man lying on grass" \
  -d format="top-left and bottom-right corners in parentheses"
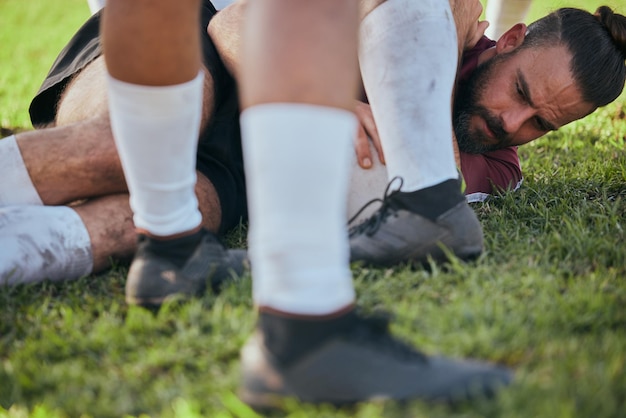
top-left (0, 1), bottom-right (624, 285)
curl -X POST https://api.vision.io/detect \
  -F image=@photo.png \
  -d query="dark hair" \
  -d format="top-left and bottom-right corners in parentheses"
top-left (521, 6), bottom-right (626, 107)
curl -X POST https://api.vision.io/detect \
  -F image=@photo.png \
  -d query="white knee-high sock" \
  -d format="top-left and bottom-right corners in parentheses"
top-left (87, 0), bottom-right (105, 14)
top-left (241, 104), bottom-right (357, 315)
top-left (359, 0), bottom-right (459, 192)
top-left (485, 0), bottom-right (532, 39)
top-left (0, 205), bottom-right (93, 285)
top-left (106, 73), bottom-right (204, 237)
top-left (0, 136), bottom-right (43, 207)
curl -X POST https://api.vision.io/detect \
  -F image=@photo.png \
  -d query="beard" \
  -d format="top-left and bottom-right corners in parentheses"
top-left (453, 55), bottom-right (513, 154)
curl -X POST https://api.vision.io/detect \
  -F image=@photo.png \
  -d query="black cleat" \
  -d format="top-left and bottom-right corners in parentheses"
top-left (239, 312), bottom-right (511, 408)
top-left (125, 229), bottom-right (248, 306)
top-left (349, 179), bottom-right (483, 267)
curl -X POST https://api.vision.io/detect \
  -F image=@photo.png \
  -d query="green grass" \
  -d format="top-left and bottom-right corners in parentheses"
top-left (2, 0), bottom-right (626, 417)
top-left (0, 0), bottom-right (89, 128)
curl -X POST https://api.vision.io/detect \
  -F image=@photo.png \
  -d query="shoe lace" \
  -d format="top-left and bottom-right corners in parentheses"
top-left (348, 177), bottom-right (404, 238)
top-left (348, 311), bottom-right (428, 363)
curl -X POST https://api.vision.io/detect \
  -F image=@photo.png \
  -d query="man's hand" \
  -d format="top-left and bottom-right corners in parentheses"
top-left (450, 0), bottom-right (490, 53)
top-left (354, 101), bottom-right (385, 169)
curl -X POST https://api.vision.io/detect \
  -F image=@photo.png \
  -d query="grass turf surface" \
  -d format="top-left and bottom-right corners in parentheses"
top-left (1, 0), bottom-right (626, 416)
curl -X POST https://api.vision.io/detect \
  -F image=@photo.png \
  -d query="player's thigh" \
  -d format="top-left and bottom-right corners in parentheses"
top-left (56, 57), bottom-right (215, 129)
top-left (196, 171), bottom-right (222, 233)
top-left (56, 56), bottom-right (109, 125)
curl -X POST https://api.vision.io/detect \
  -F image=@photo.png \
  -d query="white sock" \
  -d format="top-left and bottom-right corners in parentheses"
top-left (87, 0), bottom-right (105, 14)
top-left (485, 0), bottom-right (532, 39)
top-left (0, 135), bottom-right (43, 207)
top-left (359, 0), bottom-right (459, 192)
top-left (106, 73), bottom-right (204, 237)
top-left (241, 104), bottom-right (357, 315)
top-left (0, 205), bottom-right (93, 285)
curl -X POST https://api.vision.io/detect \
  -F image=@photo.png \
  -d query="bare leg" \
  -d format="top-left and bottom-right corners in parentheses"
top-left (15, 106), bottom-right (219, 277)
top-left (73, 172), bottom-right (221, 273)
top-left (58, 70), bottom-right (222, 270)
top-left (73, 194), bottom-right (135, 271)
top-left (103, 0), bottom-right (246, 305)
top-left (15, 56), bottom-right (216, 207)
top-left (238, 0), bottom-right (511, 408)
top-left (16, 116), bottom-right (124, 205)
top-left (240, 0), bottom-right (359, 313)
top-left (3, 52), bottom-right (223, 278)
top-left (240, 0), bottom-right (358, 109)
top-left (103, 0), bottom-right (203, 238)
top-left (103, 0), bottom-right (200, 86)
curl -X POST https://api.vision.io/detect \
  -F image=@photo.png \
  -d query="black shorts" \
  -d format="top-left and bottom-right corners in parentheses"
top-left (28, 1), bottom-right (247, 234)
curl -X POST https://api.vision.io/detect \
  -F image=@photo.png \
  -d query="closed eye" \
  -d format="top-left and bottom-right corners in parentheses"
top-left (516, 82), bottom-right (526, 101)
top-left (534, 117), bottom-right (551, 131)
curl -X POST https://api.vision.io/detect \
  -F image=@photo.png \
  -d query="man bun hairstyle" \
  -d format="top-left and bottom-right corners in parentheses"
top-left (523, 6), bottom-right (626, 108)
top-left (595, 6), bottom-right (626, 59)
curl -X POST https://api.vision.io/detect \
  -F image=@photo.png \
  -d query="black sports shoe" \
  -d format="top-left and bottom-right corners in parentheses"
top-left (349, 178), bottom-right (483, 267)
top-left (239, 311), bottom-right (512, 408)
top-left (125, 229), bottom-right (248, 306)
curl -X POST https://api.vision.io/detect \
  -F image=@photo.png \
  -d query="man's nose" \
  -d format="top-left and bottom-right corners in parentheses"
top-left (501, 106), bottom-right (535, 135)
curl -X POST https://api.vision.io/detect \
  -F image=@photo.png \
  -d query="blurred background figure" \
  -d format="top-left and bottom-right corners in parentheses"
top-left (485, 0), bottom-right (532, 38)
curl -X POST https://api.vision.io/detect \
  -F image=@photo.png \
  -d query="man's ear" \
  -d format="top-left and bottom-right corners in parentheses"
top-left (495, 23), bottom-right (527, 54)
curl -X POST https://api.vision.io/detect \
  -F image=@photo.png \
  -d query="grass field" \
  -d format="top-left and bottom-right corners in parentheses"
top-left (1, 0), bottom-right (626, 417)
